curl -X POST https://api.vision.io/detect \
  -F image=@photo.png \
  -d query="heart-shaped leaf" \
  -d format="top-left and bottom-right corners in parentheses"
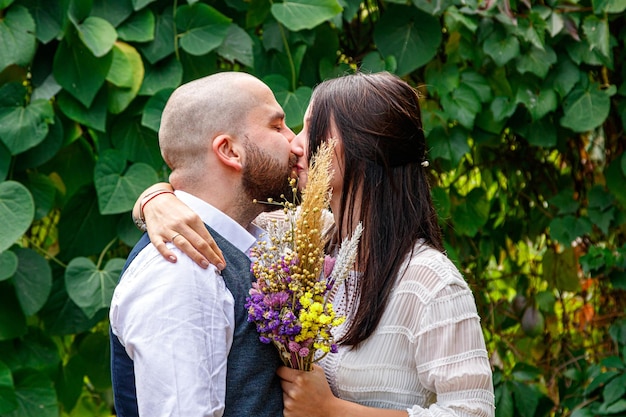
top-left (141, 88), bottom-right (174, 132)
top-left (462, 71), bottom-right (493, 103)
top-left (0, 250), bottom-right (18, 281)
top-left (107, 42), bottom-right (145, 114)
top-left (451, 187), bottom-right (491, 237)
top-left (560, 83), bottom-right (612, 132)
top-left (0, 181), bottom-right (34, 253)
top-left (92, 0), bottom-right (133, 27)
top-left (176, 3), bottom-right (231, 56)
top-left (57, 89), bottom-right (108, 132)
top-left (12, 328), bottom-right (60, 372)
top-left (424, 61), bottom-right (459, 97)
top-left (271, 0), bottom-right (342, 32)
top-left (39, 277), bottom-right (109, 335)
top-left (139, 7), bottom-right (175, 64)
top-left (440, 84), bottom-right (481, 129)
top-left (53, 32), bottom-right (113, 107)
top-left (217, 24), bottom-right (254, 67)
top-left (427, 125), bottom-right (470, 166)
top-left (74, 16), bottom-right (117, 57)
top-left (65, 257), bottom-right (125, 318)
top-left (117, 8), bottom-right (155, 42)
top-left (549, 215), bottom-right (593, 247)
top-left (111, 117), bottom-right (164, 168)
top-left (13, 247), bottom-right (52, 316)
top-left (0, 5), bottom-right (37, 71)
top-left (483, 28), bottom-right (520, 67)
top-left (516, 45), bottom-right (557, 78)
top-left (275, 86), bottom-right (312, 129)
top-left (582, 15), bottom-right (610, 59)
top-left (548, 189), bottom-right (579, 215)
top-left (516, 12), bottom-right (547, 51)
top-left (94, 149), bottom-right (159, 214)
top-left (8, 370), bottom-right (57, 417)
top-left (360, 51), bottom-right (389, 74)
top-left (138, 56), bottom-right (183, 95)
top-left (0, 83), bottom-right (54, 155)
top-left (23, 0), bottom-right (65, 44)
top-left (490, 96), bottom-right (518, 122)
top-left (524, 88), bottom-right (558, 121)
top-left (374, 5), bottom-right (441, 75)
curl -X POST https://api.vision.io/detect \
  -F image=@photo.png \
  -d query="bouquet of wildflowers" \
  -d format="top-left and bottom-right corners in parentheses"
top-left (245, 139), bottom-right (362, 371)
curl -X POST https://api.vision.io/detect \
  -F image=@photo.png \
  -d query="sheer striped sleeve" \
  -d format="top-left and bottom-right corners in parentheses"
top-left (397, 249), bottom-right (495, 417)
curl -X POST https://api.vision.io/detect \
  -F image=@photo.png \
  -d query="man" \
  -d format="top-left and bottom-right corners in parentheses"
top-left (109, 72), bottom-right (297, 417)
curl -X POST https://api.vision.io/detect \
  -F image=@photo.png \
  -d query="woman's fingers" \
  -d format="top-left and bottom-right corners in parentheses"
top-left (152, 238), bottom-right (179, 264)
top-left (169, 229), bottom-right (225, 270)
top-left (142, 192), bottom-right (226, 269)
top-left (179, 220), bottom-right (225, 269)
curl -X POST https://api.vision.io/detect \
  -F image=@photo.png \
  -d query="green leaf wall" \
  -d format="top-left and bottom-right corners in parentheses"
top-left (0, 0), bottom-right (625, 415)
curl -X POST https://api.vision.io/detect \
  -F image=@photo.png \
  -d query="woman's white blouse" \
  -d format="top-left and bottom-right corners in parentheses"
top-left (321, 243), bottom-right (495, 417)
top-left (256, 211), bottom-right (495, 416)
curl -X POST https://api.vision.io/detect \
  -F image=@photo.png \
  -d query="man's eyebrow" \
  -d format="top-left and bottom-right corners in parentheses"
top-left (270, 111), bottom-right (286, 122)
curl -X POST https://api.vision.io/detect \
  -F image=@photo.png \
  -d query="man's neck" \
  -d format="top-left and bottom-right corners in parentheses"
top-left (223, 200), bottom-right (265, 230)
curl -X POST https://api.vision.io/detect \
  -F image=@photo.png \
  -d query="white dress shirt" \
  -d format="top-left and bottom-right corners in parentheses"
top-left (109, 191), bottom-right (263, 417)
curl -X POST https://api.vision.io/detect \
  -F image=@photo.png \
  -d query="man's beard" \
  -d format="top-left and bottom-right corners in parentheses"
top-left (241, 141), bottom-right (297, 212)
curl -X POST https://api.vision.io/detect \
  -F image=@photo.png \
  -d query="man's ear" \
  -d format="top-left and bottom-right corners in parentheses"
top-left (213, 135), bottom-right (243, 171)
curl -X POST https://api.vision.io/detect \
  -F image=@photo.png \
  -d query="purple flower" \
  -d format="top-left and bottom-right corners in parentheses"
top-left (323, 255), bottom-right (336, 278)
top-left (298, 347), bottom-right (309, 357)
top-left (269, 291), bottom-right (289, 306)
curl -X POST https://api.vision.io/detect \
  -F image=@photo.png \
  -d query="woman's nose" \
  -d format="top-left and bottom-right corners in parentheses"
top-left (291, 133), bottom-right (305, 155)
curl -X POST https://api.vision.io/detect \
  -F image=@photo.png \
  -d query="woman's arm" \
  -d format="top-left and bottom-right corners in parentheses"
top-left (132, 183), bottom-right (226, 270)
top-left (277, 366), bottom-right (407, 417)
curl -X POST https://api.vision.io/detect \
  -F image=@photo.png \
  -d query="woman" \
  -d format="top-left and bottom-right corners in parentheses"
top-left (134, 72), bottom-right (495, 417)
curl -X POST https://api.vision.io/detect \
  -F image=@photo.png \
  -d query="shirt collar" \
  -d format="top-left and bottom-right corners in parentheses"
top-left (174, 190), bottom-right (264, 258)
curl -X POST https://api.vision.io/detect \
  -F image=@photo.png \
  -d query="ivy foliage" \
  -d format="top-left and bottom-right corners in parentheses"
top-left (0, 0), bottom-right (625, 416)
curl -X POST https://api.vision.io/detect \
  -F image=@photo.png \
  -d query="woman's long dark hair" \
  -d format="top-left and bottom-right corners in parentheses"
top-left (307, 71), bottom-right (444, 347)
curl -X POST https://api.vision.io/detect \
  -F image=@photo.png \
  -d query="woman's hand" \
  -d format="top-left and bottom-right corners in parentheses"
top-left (278, 365), bottom-right (409, 417)
top-left (133, 183), bottom-right (226, 270)
top-left (277, 365), bottom-right (340, 417)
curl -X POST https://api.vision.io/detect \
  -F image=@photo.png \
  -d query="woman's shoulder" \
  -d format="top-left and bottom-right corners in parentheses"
top-left (254, 208), bottom-right (335, 233)
top-left (397, 242), bottom-right (471, 297)
top-left (253, 210), bottom-right (287, 229)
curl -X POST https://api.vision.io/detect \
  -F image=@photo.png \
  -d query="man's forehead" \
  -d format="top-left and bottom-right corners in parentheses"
top-left (249, 101), bottom-right (285, 121)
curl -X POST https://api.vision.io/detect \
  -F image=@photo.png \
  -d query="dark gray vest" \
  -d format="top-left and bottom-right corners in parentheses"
top-left (110, 226), bottom-right (283, 416)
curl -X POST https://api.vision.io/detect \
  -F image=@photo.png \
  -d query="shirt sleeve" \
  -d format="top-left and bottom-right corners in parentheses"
top-left (399, 257), bottom-right (495, 417)
top-left (110, 245), bottom-right (235, 417)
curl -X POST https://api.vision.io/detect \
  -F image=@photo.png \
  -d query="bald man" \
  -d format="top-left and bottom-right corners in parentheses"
top-left (109, 72), bottom-right (296, 417)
